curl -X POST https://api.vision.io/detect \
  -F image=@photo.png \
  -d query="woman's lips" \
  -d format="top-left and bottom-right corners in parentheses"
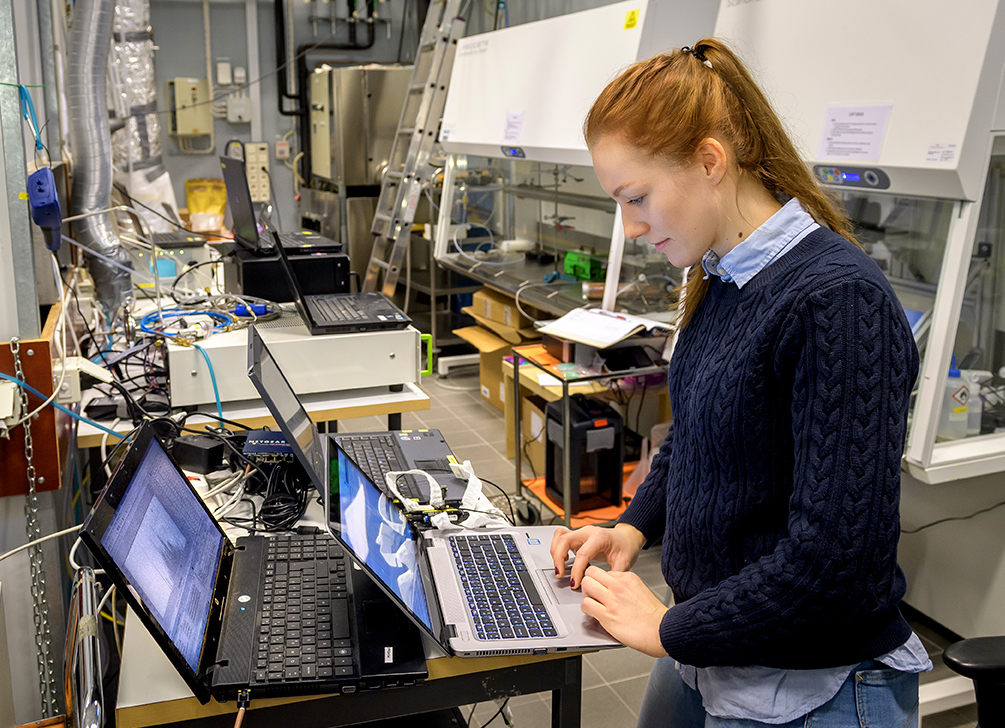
top-left (652, 238), bottom-right (670, 251)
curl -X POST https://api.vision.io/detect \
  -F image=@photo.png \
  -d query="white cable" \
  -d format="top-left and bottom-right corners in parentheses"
top-left (8, 255), bottom-right (70, 428)
top-left (0, 524), bottom-right (81, 563)
top-left (102, 418), bottom-right (122, 478)
top-left (96, 583), bottom-right (115, 616)
top-left (69, 535), bottom-right (105, 575)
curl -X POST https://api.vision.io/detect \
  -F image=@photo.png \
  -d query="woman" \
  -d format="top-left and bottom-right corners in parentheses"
top-left (551, 39), bottom-right (930, 727)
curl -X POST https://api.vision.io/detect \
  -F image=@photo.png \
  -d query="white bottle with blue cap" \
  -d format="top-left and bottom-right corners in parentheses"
top-left (937, 355), bottom-right (970, 441)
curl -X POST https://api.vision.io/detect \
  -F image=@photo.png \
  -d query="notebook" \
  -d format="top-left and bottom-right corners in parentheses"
top-left (273, 235), bottom-right (411, 335)
top-left (79, 423), bottom-right (426, 704)
top-left (220, 156), bottom-right (342, 255)
top-left (247, 326), bottom-right (464, 506)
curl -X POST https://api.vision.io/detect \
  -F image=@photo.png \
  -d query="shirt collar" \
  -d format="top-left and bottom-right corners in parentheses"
top-left (700, 198), bottom-right (820, 289)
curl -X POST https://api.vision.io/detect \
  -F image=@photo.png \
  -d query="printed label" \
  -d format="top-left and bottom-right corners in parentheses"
top-left (952, 386), bottom-right (969, 407)
top-left (384, 646), bottom-right (394, 663)
top-left (503, 307), bottom-right (513, 327)
top-left (817, 105), bottom-right (892, 160)
top-left (481, 384), bottom-right (490, 399)
top-left (926, 143), bottom-right (958, 163)
top-left (502, 112), bottom-right (525, 144)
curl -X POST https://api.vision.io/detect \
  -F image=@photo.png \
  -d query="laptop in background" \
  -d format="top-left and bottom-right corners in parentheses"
top-left (220, 156), bottom-right (342, 255)
top-left (273, 234), bottom-right (411, 335)
top-left (79, 423), bottom-right (426, 704)
top-left (247, 325), bottom-right (465, 506)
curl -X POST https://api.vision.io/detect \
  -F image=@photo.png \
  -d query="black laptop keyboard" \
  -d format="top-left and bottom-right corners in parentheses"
top-left (310, 295), bottom-right (367, 323)
top-left (449, 534), bottom-right (557, 641)
top-left (254, 533), bottom-right (352, 684)
top-left (337, 435), bottom-right (421, 500)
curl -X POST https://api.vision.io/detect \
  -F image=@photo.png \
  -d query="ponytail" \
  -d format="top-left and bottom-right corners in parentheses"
top-left (586, 39), bottom-right (857, 328)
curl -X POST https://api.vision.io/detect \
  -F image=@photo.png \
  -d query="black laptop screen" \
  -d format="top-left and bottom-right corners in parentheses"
top-left (332, 447), bottom-right (432, 630)
top-left (99, 438), bottom-right (224, 671)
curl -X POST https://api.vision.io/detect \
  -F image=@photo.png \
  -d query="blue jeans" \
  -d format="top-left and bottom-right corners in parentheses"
top-left (637, 657), bottom-right (920, 728)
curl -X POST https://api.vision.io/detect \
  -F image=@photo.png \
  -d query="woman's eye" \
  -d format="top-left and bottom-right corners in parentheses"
top-left (626, 196), bottom-right (644, 206)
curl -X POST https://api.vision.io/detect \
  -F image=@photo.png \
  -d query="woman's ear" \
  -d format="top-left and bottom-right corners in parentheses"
top-left (695, 137), bottom-right (729, 186)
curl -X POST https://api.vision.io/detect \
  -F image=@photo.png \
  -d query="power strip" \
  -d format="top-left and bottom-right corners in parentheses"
top-left (244, 142), bottom-right (271, 203)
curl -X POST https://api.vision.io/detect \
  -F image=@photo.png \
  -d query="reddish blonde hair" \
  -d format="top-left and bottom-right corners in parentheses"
top-left (585, 39), bottom-right (857, 327)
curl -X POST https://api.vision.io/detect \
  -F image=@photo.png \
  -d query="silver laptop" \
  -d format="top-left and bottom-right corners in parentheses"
top-left (245, 328), bottom-right (621, 658)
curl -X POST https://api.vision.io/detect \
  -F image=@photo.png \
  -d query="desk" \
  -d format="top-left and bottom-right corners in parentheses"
top-left (117, 613), bottom-right (583, 728)
top-left (76, 384), bottom-right (431, 449)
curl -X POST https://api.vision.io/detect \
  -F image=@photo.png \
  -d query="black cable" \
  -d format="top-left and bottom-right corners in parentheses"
top-left (478, 477), bottom-right (517, 526)
top-left (176, 411), bottom-right (254, 432)
top-left (478, 699), bottom-right (510, 728)
top-left (66, 281), bottom-right (111, 367)
top-left (127, 197), bottom-right (232, 241)
top-left (902, 499), bottom-right (1005, 534)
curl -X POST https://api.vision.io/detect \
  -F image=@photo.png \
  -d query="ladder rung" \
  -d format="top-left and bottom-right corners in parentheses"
top-left (408, 83), bottom-right (426, 93)
top-left (373, 211), bottom-right (392, 221)
top-left (369, 258), bottom-right (391, 271)
top-left (399, 127), bottom-right (416, 136)
top-left (419, 41), bottom-right (436, 52)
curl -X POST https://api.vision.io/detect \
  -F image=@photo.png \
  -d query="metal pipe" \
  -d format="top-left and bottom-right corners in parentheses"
top-left (67, 0), bottom-right (132, 312)
top-left (501, 184), bottom-right (617, 213)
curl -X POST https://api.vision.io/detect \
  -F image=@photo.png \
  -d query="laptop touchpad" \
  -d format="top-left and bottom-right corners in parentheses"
top-left (539, 570), bottom-right (582, 605)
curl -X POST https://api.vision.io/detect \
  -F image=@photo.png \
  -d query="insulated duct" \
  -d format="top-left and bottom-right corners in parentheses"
top-left (110, 0), bottom-right (179, 232)
top-left (67, 0), bottom-right (133, 311)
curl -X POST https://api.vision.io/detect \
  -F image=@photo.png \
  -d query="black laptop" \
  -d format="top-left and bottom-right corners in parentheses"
top-left (220, 156), bottom-right (342, 255)
top-left (273, 234), bottom-right (411, 335)
top-left (79, 423), bottom-right (426, 704)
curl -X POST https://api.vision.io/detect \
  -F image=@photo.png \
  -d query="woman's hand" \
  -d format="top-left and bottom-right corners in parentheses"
top-left (580, 565), bottom-right (669, 658)
top-left (550, 523), bottom-right (646, 589)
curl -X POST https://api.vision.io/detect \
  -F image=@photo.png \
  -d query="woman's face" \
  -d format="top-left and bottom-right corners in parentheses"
top-left (591, 135), bottom-right (724, 268)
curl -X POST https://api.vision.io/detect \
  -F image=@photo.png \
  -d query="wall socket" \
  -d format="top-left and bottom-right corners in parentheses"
top-left (244, 143), bottom-right (271, 203)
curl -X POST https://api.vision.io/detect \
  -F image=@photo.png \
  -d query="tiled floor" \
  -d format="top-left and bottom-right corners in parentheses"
top-left (338, 369), bottom-right (978, 728)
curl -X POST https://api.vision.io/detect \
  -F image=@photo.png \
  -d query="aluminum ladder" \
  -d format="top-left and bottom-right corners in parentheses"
top-left (364, 0), bottom-right (465, 296)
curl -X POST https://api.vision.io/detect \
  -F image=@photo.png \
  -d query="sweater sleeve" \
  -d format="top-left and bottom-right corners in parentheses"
top-left (657, 278), bottom-right (919, 667)
top-left (618, 425), bottom-right (674, 547)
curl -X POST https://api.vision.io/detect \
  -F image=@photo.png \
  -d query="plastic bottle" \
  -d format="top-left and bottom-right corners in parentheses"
top-left (937, 355), bottom-right (970, 441)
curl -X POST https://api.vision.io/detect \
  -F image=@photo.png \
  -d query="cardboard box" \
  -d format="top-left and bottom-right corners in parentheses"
top-left (453, 325), bottom-right (510, 411)
top-left (461, 306), bottom-right (539, 345)
top-left (472, 288), bottom-right (538, 330)
top-left (521, 395), bottom-right (547, 477)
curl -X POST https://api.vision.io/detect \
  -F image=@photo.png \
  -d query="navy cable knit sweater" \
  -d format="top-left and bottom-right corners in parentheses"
top-left (620, 227), bottom-right (920, 669)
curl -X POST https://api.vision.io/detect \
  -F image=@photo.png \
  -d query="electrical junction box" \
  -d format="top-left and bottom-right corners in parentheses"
top-left (227, 95), bottom-right (251, 124)
top-left (165, 315), bottom-right (422, 408)
top-left (167, 77), bottom-right (213, 136)
top-left (244, 142), bottom-right (271, 202)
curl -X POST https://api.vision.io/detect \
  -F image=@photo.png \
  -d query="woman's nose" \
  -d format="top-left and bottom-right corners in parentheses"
top-left (622, 213), bottom-right (649, 240)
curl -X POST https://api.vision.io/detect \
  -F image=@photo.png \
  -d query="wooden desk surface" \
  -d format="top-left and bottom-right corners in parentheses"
top-left (116, 610), bottom-right (571, 728)
top-left (77, 383), bottom-right (430, 449)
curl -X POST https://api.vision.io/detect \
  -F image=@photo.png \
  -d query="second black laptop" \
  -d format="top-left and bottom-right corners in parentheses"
top-left (273, 232), bottom-right (411, 335)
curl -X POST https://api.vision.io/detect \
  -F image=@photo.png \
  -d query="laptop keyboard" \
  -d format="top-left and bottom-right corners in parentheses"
top-left (449, 534), bottom-right (558, 641)
top-left (310, 295), bottom-right (367, 323)
top-left (254, 533), bottom-right (352, 684)
top-left (337, 435), bottom-right (421, 500)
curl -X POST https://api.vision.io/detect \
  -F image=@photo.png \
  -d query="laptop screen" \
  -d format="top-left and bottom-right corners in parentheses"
top-left (247, 326), bottom-right (328, 488)
top-left (220, 156), bottom-right (261, 249)
top-left (330, 444), bottom-right (432, 630)
top-left (99, 436), bottom-right (224, 671)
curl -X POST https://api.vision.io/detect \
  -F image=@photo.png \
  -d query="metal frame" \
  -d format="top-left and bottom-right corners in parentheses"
top-left (512, 345), bottom-right (667, 528)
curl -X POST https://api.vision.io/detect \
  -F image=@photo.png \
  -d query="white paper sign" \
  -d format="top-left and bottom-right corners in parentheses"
top-left (503, 112), bottom-right (525, 144)
top-left (926, 143), bottom-right (958, 163)
top-left (817, 105), bottom-right (892, 161)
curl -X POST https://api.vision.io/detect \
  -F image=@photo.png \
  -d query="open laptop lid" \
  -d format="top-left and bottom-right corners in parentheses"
top-left (220, 156), bottom-right (266, 253)
top-left (79, 423), bottom-right (232, 705)
top-left (246, 325), bottom-right (327, 488)
top-left (271, 231), bottom-right (320, 329)
top-left (328, 441), bottom-right (449, 651)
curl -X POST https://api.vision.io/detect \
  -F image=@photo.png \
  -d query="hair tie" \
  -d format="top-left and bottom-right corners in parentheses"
top-left (681, 45), bottom-right (712, 69)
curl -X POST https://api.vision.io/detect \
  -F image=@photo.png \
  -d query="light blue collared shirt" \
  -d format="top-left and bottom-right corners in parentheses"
top-left (700, 196), bottom-right (819, 288)
top-left (680, 197), bottom-right (932, 723)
